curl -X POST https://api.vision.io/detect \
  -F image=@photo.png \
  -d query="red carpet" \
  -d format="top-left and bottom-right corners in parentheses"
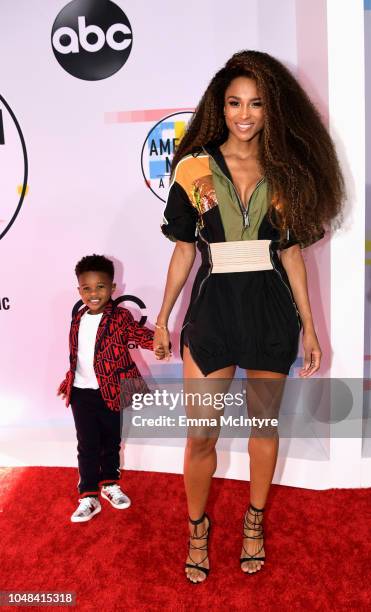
top-left (0, 467), bottom-right (370, 611)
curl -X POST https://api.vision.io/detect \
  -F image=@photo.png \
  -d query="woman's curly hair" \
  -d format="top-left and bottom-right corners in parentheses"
top-left (172, 50), bottom-right (345, 246)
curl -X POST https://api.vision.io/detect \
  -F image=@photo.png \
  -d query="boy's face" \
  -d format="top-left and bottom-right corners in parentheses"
top-left (77, 271), bottom-right (116, 314)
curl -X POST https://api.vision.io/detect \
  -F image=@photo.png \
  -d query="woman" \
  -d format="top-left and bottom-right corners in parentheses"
top-left (154, 50), bottom-right (344, 583)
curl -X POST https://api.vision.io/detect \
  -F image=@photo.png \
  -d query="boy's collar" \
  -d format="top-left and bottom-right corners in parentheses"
top-left (103, 299), bottom-right (114, 315)
top-left (75, 298), bottom-right (115, 321)
top-left (95, 298), bottom-right (115, 317)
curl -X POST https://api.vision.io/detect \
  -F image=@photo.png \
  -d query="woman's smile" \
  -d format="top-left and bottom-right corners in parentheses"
top-left (236, 122), bottom-right (254, 131)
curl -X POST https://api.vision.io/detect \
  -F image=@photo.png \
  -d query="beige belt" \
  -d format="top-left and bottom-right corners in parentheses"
top-left (210, 240), bottom-right (273, 273)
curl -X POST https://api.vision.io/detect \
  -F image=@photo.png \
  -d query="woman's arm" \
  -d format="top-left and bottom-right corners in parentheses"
top-left (280, 244), bottom-right (322, 377)
top-left (155, 240), bottom-right (197, 359)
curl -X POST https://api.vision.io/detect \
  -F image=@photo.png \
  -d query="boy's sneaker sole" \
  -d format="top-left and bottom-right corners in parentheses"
top-left (101, 490), bottom-right (131, 509)
top-left (71, 504), bottom-right (101, 523)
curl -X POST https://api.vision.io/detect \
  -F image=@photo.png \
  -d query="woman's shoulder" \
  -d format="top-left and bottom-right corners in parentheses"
top-left (175, 147), bottom-right (207, 166)
top-left (172, 147), bottom-right (210, 185)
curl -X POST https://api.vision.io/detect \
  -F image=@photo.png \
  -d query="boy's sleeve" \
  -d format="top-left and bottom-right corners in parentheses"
top-left (57, 370), bottom-right (74, 407)
top-left (58, 374), bottom-right (69, 395)
top-left (122, 309), bottom-right (154, 350)
top-left (57, 318), bottom-right (75, 407)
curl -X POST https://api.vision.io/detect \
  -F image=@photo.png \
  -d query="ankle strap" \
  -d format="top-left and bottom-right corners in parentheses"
top-left (249, 503), bottom-right (265, 513)
top-left (189, 512), bottom-right (208, 525)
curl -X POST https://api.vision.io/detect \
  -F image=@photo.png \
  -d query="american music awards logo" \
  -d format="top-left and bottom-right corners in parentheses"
top-left (140, 111), bottom-right (193, 203)
top-left (0, 94), bottom-right (28, 241)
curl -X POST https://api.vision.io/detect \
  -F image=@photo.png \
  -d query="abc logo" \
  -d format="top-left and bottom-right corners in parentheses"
top-left (51, 0), bottom-right (133, 81)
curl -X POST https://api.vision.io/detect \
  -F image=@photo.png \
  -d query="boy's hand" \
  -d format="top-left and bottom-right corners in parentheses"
top-left (57, 388), bottom-right (67, 400)
top-left (154, 328), bottom-right (172, 361)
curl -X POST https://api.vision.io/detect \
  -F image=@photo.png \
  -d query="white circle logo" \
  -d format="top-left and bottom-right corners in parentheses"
top-left (141, 112), bottom-right (193, 202)
top-left (51, 0), bottom-right (133, 80)
top-left (0, 95), bottom-right (28, 241)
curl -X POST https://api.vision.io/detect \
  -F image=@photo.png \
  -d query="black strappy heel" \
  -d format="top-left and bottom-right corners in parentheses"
top-left (185, 513), bottom-right (211, 582)
top-left (240, 503), bottom-right (265, 572)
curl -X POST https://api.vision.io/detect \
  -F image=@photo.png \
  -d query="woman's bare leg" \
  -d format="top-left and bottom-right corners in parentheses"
top-left (241, 369), bottom-right (286, 574)
top-left (183, 346), bottom-right (235, 582)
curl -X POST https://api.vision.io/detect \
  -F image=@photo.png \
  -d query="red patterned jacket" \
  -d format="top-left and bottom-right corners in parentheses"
top-left (58, 300), bottom-right (153, 411)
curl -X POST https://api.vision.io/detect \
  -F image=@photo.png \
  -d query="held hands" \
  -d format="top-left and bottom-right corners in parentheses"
top-left (299, 327), bottom-right (322, 377)
top-left (154, 325), bottom-right (172, 361)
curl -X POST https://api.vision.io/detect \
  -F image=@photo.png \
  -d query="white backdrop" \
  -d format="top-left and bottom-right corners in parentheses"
top-left (0, 0), bottom-right (367, 488)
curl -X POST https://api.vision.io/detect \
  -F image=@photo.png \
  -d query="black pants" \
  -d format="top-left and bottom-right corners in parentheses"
top-left (70, 387), bottom-right (122, 496)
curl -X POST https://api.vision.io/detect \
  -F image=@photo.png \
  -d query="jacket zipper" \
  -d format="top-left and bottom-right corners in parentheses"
top-left (268, 247), bottom-right (301, 329)
top-left (203, 147), bottom-right (263, 230)
top-left (238, 177), bottom-right (265, 231)
top-left (181, 232), bottom-right (213, 336)
top-left (197, 148), bottom-right (299, 329)
top-left (181, 233), bottom-right (211, 366)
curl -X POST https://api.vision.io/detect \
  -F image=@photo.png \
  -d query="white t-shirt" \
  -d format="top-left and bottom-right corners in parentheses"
top-left (74, 311), bottom-right (104, 389)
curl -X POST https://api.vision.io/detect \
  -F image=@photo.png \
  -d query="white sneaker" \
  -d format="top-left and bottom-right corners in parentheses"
top-left (71, 497), bottom-right (101, 523)
top-left (101, 484), bottom-right (131, 509)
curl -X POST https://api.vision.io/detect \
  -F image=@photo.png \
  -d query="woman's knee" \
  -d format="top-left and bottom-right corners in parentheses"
top-left (248, 434), bottom-right (278, 457)
top-left (186, 436), bottom-right (217, 459)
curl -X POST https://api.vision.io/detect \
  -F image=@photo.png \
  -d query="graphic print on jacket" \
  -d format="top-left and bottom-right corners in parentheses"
top-left (161, 146), bottom-right (324, 376)
top-left (58, 299), bottom-right (153, 410)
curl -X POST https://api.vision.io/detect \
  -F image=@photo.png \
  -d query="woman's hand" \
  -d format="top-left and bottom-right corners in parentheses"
top-left (299, 328), bottom-right (322, 377)
top-left (280, 245), bottom-right (321, 378)
top-left (154, 240), bottom-right (196, 362)
top-left (154, 327), bottom-right (172, 361)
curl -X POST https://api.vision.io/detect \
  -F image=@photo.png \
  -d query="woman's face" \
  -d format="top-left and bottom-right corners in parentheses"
top-left (223, 76), bottom-right (265, 143)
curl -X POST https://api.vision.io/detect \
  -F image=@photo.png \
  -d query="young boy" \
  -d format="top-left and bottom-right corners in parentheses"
top-left (58, 254), bottom-right (156, 522)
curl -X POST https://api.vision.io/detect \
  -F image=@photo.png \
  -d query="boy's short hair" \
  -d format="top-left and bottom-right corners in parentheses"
top-left (75, 254), bottom-right (114, 281)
